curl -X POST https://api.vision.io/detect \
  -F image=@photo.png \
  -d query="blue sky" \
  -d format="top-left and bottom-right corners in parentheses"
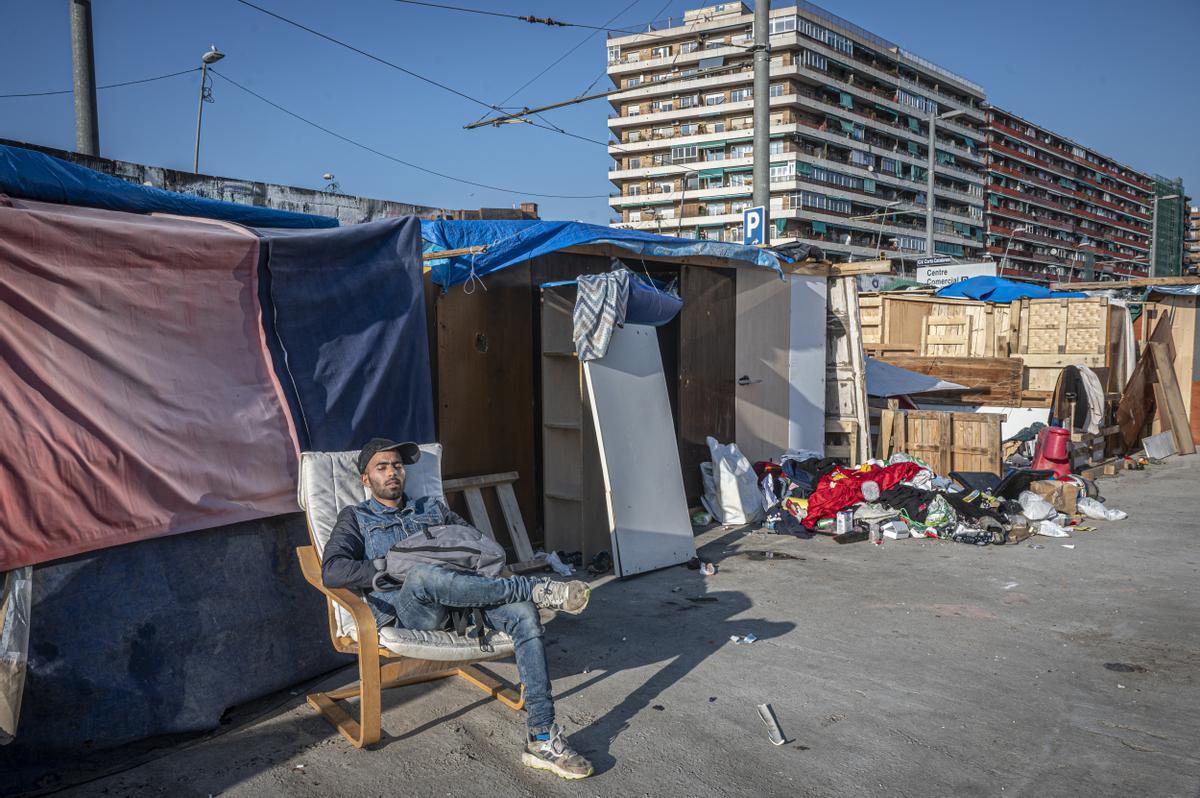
top-left (2, 0), bottom-right (1196, 223)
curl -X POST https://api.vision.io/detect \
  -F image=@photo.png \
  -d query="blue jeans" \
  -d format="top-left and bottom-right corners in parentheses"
top-left (375, 564), bottom-right (554, 733)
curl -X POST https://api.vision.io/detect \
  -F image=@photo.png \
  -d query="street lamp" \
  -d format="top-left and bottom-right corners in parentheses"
top-left (998, 225), bottom-right (1031, 272)
top-left (926, 108), bottom-right (967, 255)
top-left (1149, 193), bottom-right (1181, 278)
top-left (194, 45), bottom-right (225, 174)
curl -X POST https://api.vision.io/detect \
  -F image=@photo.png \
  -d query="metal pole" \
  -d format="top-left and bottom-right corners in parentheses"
top-left (193, 62), bottom-right (208, 174)
top-left (751, 0), bottom-right (770, 244)
top-left (68, 0), bottom-right (100, 156)
top-left (925, 111), bottom-right (936, 255)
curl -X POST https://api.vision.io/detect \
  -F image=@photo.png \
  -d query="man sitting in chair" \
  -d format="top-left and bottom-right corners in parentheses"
top-left (322, 438), bottom-right (594, 780)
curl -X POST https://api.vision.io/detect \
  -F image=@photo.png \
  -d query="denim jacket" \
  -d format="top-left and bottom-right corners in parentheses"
top-left (352, 495), bottom-right (466, 562)
top-left (321, 494), bottom-right (468, 594)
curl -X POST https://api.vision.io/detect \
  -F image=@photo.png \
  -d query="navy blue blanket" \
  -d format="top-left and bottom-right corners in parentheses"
top-left (256, 218), bottom-right (434, 450)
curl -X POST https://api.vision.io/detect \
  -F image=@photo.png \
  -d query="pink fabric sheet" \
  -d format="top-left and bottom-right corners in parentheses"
top-left (0, 198), bottom-right (300, 570)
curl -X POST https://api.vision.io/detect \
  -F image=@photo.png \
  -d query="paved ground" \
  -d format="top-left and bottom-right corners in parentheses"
top-left (48, 457), bottom-right (1200, 798)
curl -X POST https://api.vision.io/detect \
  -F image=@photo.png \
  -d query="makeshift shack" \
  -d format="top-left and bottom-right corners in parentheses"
top-left (419, 221), bottom-right (883, 559)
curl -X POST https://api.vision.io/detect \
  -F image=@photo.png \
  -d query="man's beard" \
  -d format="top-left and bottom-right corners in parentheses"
top-left (373, 478), bottom-right (404, 500)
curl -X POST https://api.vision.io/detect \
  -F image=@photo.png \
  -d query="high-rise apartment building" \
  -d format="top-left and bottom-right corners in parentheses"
top-left (983, 108), bottom-right (1156, 283)
top-left (1186, 206), bottom-right (1200, 275)
top-left (605, 2), bottom-right (988, 262)
top-left (1151, 176), bottom-right (1189, 278)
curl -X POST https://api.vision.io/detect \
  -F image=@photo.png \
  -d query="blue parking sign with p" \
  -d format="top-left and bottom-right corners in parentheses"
top-left (743, 206), bottom-right (765, 246)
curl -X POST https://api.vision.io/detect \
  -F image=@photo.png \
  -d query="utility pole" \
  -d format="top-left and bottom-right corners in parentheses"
top-left (68, 0), bottom-right (100, 156)
top-left (751, 0), bottom-right (770, 244)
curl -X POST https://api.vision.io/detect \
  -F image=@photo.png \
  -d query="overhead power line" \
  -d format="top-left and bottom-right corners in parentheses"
top-left (388, 0), bottom-right (744, 46)
top-left (0, 67), bottom-right (200, 99)
top-left (208, 69), bottom-right (608, 200)
top-left (472, 0), bottom-right (644, 126)
top-left (233, 0), bottom-right (502, 113)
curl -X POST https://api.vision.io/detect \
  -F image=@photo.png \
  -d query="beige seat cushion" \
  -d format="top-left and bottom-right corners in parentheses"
top-left (297, 446), bottom-right (514, 659)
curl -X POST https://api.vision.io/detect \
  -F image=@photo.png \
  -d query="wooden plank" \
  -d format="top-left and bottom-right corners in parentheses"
top-left (1051, 275), bottom-right (1200, 291)
top-left (443, 472), bottom-right (520, 491)
top-left (680, 265), bottom-right (736, 500)
top-left (823, 259), bottom-right (892, 276)
top-left (462, 488), bottom-right (497, 540)
top-left (877, 408), bottom-right (895, 460)
top-left (496, 482), bottom-right (536, 562)
top-left (1116, 345), bottom-right (1157, 452)
top-left (1148, 340), bottom-right (1197, 455)
top-left (422, 245), bottom-right (488, 261)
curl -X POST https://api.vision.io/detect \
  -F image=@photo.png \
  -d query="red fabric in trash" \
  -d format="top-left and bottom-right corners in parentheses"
top-left (802, 461), bottom-right (922, 528)
top-left (0, 198), bottom-right (300, 570)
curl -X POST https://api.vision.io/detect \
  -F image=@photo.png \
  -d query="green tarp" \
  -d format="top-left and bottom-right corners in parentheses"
top-left (839, 92), bottom-right (853, 109)
top-left (908, 116), bottom-right (921, 132)
top-left (811, 221), bottom-right (827, 233)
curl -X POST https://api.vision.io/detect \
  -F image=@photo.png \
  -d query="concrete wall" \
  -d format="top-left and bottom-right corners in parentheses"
top-left (1, 139), bottom-right (538, 226)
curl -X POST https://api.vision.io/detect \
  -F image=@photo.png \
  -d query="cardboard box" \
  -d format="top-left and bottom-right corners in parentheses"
top-left (1028, 480), bottom-right (1079, 515)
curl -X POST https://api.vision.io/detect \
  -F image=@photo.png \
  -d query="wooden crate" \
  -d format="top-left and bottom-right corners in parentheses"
top-left (874, 355), bottom-right (1024, 406)
top-left (878, 409), bottom-right (1004, 475)
top-left (1017, 297), bottom-right (1110, 391)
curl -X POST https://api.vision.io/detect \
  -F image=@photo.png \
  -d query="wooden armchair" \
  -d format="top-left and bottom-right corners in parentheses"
top-left (295, 448), bottom-right (524, 748)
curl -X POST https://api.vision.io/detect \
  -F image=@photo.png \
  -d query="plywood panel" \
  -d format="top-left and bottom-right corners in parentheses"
top-left (434, 263), bottom-right (536, 547)
top-left (584, 325), bottom-right (696, 577)
top-left (679, 265), bottom-right (736, 500)
top-left (825, 276), bottom-right (870, 463)
top-left (735, 268), bottom-right (792, 463)
top-left (789, 276), bottom-right (827, 453)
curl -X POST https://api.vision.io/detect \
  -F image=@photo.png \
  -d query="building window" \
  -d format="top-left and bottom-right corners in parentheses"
top-left (731, 143), bottom-right (753, 159)
top-left (628, 158), bottom-right (640, 170)
top-left (729, 172), bottom-right (752, 187)
top-left (705, 93), bottom-right (725, 106)
top-left (770, 162), bottom-right (792, 182)
top-left (681, 41), bottom-right (700, 54)
top-left (731, 88), bottom-right (753, 103)
top-left (712, 121), bottom-right (727, 133)
top-left (626, 76), bottom-right (642, 88)
top-left (651, 46), bottom-right (670, 59)
top-left (803, 50), bottom-right (828, 71)
top-left (671, 145), bottom-right (698, 163)
top-left (679, 123), bottom-right (698, 136)
top-left (769, 140), bottom-right (785, 154)
top-left (769, 83), bottom-right (785, 97)
top-left (769, 15), bottom-right (797, 34)
top-left (627, 185), bottom-right (641, 196)
top-left (679, 95), bottom-right (699, 109)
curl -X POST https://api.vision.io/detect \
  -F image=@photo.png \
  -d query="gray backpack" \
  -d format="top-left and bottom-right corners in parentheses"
top-left (371, 524), bottom-right (506, 592)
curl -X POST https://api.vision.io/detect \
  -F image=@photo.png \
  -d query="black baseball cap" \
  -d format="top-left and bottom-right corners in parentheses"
top-left (357, 438), bottom-right (421, 473)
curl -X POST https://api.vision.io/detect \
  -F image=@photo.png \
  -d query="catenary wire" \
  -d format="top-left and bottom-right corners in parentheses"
top-left (208, 69), bottom-right (608, 199)
top-left (232, 0), bottom-right (503, 113)
top-left (386, 0), bottom-right (752, 47)
top-left (0, 67), bottom-right (200, 99)
top-left (472, 0), bottom-right (644, 126)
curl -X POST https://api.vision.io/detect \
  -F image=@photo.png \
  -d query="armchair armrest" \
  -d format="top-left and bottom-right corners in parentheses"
top-left (296, 545), bottom-right (380, 647)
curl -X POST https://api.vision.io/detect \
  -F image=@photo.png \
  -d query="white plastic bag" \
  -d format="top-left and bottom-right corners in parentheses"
top-left (1018, 490), bottom-right (1056, 522)
top-left (1035, 519), bottom-right (1071, 538)
top-left (1, 567), bottom-right (33, 745)
top-left (1076, 496), bottom-right (1127, 521)
top-left (706, 437), bottom-right (764, 525)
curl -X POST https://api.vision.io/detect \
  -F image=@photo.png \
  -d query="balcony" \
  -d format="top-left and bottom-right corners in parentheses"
top-left (989, 120), bottom-right (1153, 193)
top-left (988, 163), bottom-right (1151, 222)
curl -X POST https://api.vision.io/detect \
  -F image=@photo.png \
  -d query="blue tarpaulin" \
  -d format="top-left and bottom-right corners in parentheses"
top-left (0, 142), bottom-right (336, 229)
top-left (421, 219), bottom-right (784, 288)
top-left (936, 275), bottom-right (1086, 302)
top-left (255, 217), bottom-right (434, 450)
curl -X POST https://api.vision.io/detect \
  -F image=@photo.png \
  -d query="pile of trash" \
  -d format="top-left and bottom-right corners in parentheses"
top-left (743, 448), bottom-right (1128, 547)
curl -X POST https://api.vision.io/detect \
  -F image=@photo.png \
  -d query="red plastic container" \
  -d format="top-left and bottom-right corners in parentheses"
top-left (1031, 426), bottom-right (1072, 478)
